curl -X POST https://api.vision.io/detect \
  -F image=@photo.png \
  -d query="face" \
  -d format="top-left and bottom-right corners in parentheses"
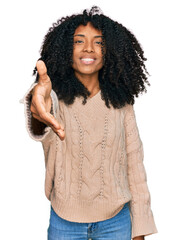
top-left (72, 22), bottom-right (105, 78)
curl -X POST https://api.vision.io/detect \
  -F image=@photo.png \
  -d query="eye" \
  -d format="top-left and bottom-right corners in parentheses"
top-left (74, 40), bottom-right (84, 44)
top-left (95, 41), bottom-right (103, 45)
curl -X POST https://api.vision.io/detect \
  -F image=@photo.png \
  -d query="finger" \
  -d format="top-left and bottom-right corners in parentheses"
top-left (32, 111), bottom-right (64, 133)
top-left (52, 127), bottom-right (65, 139)
top-left (31, 112), bottom-right (48, 125)
top-left (44, 112), bottom-right (63, 130)
top-left (32, 112), bottom-right (65, 140)
top-left (33, 96), bottom-right (61, 130)
top-left (32, 94), bottom-right (51, 119)
top-left (44, 113), bottom-right (65, 140)
top-left (36, 60), bottom-right (50, 84)
top-left (31, 94), bottom-right (60, 130)
top-left (30, 96), bottom-right (51, 115)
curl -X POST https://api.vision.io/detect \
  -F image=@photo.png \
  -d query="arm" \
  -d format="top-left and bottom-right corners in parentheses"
top-left (124, 104), bottom-right (158, 239)
top-left (20, 60), bottom-right (65, 143)
top-left (20, 82), bottom-right (59, 143)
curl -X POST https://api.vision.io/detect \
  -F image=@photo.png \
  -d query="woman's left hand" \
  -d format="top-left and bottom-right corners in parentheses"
top-left (133, 236), bottom-right (144, 240)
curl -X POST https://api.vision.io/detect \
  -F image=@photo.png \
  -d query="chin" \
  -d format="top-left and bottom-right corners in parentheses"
top-left (82, 69), bottom-right (96, 74)
top-left (75, 68), bottom-right (97, 74)
top-left (79, 66), bottom-right (103, 74)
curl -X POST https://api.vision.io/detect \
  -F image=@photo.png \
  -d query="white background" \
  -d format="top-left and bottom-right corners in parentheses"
top-left (0, 0), bottom-right (176, 239)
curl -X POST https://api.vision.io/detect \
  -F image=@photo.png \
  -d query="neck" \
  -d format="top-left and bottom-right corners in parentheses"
top-left (74, 72), bottom-right (100, 93)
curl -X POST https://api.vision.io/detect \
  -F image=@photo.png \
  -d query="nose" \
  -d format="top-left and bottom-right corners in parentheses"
top-left (83, 40), bottom-right (94, 53)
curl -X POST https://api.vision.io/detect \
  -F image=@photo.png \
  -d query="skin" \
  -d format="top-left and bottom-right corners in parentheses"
top-left (30, 60), bottom-right (65, 140)
top-left (133, 236), bottom-right (144, 240)
top-left (30, 22), bottom-right (105, 139)
top-left (72, 22), bottom-right (105, 97)
top-left (30, 23), bottom-right (145, 239)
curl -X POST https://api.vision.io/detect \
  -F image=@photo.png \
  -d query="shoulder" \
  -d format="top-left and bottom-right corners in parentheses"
top-left (122, 103), bottom-right (134, 115)
top-left (122, 103), bottom-right (137, 127)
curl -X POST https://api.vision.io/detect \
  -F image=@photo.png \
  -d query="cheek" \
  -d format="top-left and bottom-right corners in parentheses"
top-left (72, 51), bottom-right (81, 66)
top-left (72, 56), bottom-right (80, 70)
top-left (72, 50), bottom-right (76, 61)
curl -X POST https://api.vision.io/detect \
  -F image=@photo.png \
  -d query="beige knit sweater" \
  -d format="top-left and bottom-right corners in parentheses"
top-left (21, 83), bottom-right (158, 238)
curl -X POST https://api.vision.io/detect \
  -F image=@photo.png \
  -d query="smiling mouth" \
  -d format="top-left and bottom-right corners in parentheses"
top-left (80, 58), bottom-right (96, 65)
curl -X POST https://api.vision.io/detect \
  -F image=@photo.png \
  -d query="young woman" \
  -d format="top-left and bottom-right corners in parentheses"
top-left (21, 6), bottom-right (158, 240)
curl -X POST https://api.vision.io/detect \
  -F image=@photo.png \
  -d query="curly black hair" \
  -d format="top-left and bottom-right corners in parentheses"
top-left (33, 6), bottom-right (150, 109)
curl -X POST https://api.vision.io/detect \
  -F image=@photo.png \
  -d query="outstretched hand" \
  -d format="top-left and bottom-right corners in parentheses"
top-left (30, 60), bottom-right (65, 141)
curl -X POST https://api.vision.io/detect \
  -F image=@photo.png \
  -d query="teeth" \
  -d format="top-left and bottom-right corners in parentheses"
top-left (81, 58), bottom-right (95, 61)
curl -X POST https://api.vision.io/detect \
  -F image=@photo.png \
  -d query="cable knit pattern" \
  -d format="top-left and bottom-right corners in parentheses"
top-left (124, 104), bottom-right (158, 237)
top-left (20, 84), bottom-right (158, 238)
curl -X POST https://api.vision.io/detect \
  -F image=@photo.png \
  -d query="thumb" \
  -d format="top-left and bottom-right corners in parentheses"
top-left (36, 60), bottom-right (50, 84)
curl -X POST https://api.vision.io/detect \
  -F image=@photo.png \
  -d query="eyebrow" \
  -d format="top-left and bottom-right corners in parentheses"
top-left (74, 34), bottom-right (103, 38)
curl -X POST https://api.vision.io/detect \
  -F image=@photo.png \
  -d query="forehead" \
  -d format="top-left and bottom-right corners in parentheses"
top-left (74, 22), bottom-right (102, 36)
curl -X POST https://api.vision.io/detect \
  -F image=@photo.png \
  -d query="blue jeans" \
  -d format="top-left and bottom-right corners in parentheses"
top-left (47, 202), bottom-right (132, 240)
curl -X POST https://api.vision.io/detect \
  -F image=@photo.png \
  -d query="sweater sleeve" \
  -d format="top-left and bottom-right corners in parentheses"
top-left (124, 104), bottom-right (158, 239)
top-left (20, 82), bottom-right (59, 143)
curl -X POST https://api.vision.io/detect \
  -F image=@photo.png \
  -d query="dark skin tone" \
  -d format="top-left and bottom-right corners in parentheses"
top-left (30, 23), bottom-right (145, 239)
top-left (30, 22), bottom-right (105, 140)
top-left (133, 236), bottom-right (145, 240)
top-left (72, 22), bottom-right (104, 96)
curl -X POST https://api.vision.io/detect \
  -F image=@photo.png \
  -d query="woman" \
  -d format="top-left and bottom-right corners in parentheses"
top-left (21, 6), bottom-right (158, 240)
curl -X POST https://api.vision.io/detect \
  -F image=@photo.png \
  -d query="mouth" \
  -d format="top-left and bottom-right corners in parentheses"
top-left (80, 58), bottom-right (96, 65)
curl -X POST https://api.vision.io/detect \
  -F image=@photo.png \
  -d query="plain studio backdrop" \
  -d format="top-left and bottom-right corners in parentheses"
top-left (0, 0), bottom-right (176, 239)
